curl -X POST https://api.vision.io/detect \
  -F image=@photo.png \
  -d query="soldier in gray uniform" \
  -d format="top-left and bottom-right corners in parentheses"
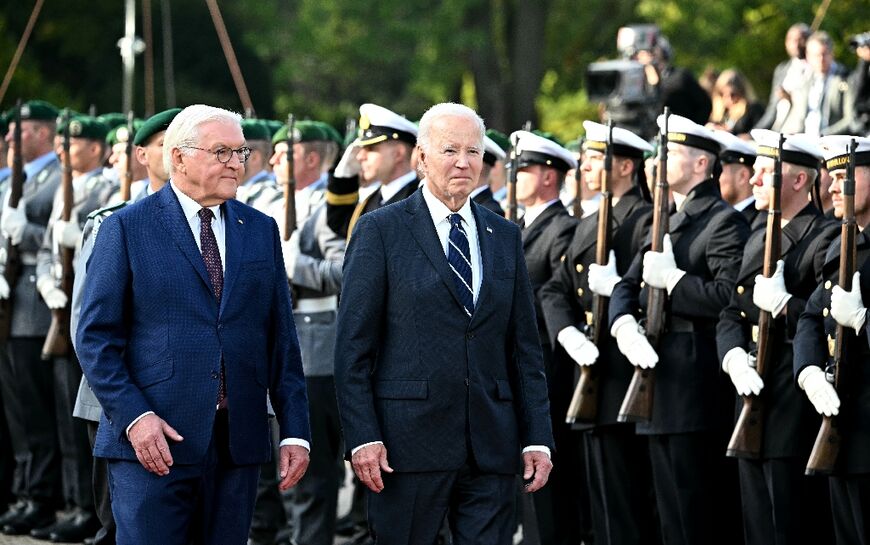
top-left (29, 115), bottom-right (115, 542)
top-left (236, 119), bottom-right (276, 207)
top-left (69, 107), bottom-right (179, 545)
top-left (0, 100), bottom-right (63, 535)
top-left (0, 112), bottom-right (13, 515)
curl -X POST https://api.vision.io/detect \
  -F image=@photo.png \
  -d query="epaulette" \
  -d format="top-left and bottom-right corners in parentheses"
top-left (87, 201), bottom-right (127, 220)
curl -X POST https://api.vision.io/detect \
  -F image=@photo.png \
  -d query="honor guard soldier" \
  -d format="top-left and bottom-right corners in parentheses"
top-left (236, 120), bottom-right (276, 207)
top-left (325, 103), bottom-right (419, 239)
top-left (468, 134), bottom-right (506, 216)
top-left (0, 100), bottom-right (63, 535)
top-left (105, 120), bottom-right (148, 203)
top-left (485, 129), bottom-right (510, 207)
top-left (714, 129), bottom-right (761, 226)
top-left (716, 129), bottom-right (836, 545)
top-left (539, 121), bottom-right (659, 545)
top-left (793, 136), bottom-right (870, 544)
top-left (509, 129), bottom-right (580, 544)
top-left (0, 112), bottom-right (11, 513)
top-left (609, 114), bottom-right (751, 545)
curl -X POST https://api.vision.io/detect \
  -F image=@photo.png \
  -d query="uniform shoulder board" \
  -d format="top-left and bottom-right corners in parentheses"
top-left (87, 201), bottom-right (127, 220)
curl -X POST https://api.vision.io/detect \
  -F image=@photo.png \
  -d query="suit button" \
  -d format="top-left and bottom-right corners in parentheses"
top-left (211, 372), bottom-right (218, 379)
top-left (577, 288), bottom-right (584, 297)
top-left (303, 316), bottom-right (312, 323)
top-left (737, 286), bottom-right (745, 295)
top-left (740, 311), bottom-right (747, 318)
top-left (467, 332), bottom-right (475, 339)
top-left (575, 264), bottom-right (584, 273)
top-left (825, 280), bottom-right (832, 290)
top-left (217, 323), bottom-right (223, 330)
top-left (823, 308), bottom-right (829, 317)
top-left (465, 378), bottom-right (470, 386)
top-left (640, 281), bottom-right (645, 289)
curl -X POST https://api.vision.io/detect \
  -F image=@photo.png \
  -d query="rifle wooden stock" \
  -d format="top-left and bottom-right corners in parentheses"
top-left (0, 101), bottom-right (25, 342)
top-left (727, 135), bottom-right (785, 458)
top-left (42, 111), bottom-right (74, 359)
top-left (618, 109), bottom-right (670, 423)
top-left (572, 165), bottom-right (583, 219)
top-left (566, 122), bottom-right (614, 424)
top-left (283, 114), bottom-right (297, 241)
top-left (507, 134), bottom-right (519, 223)
top-left (119, 111), bottom-right (135, 202)
top-left (806, 139), bottom-right (858, 475)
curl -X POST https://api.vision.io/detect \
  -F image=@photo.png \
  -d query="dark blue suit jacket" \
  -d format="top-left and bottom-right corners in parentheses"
top-left (334, 190), bottom-right (553, 475)
top-left (76, 184), bottom-right (310, 466)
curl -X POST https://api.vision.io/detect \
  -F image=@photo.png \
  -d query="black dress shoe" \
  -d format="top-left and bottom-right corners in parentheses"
top-left (335, 514), bottom-right (364, 537)
top-left (0, 499), bottom-right (27, 526)
top-left (2, 500), bottom-right (56, 535)
top-left (50, 508), bottom-right (101, 543)
top-left (31, 517), bottom-right (62, 540)
top-left (83, 538), bottom-right (96, 545)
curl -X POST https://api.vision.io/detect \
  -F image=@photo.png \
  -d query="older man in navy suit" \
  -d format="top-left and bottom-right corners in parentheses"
top-left (76, 105), bottom-right (311, 544)
top-left (335, 103), bottom-right (554, 545)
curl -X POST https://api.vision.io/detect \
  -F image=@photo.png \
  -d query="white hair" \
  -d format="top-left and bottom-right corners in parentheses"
top-left (163, 104), bottom-right (242, 174)
top-left (417, 103), bottom-right (485, 153)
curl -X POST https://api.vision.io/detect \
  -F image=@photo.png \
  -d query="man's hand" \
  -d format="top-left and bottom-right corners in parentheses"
top-left (53, 219), bottom-right (82, 249)
top-left (831, 271), bottom-right (866, 334)
top-left (278, 444), bottom-right (310, 491)
top-left (36, 275), bottom-right (67, 310)
top-left (521, 451), bottom-right (553, 493)
top-left (557, 326), bottom-right (599, 366)
top-left (798, 366), bottom-right (840, 417)
top-left (0, 276), bottom-right (9, 300)
top-left (351, 443), bottom-right (393, 493)
top-left (334, 140), bottom-right (362, 178)
top-left (1, 203), bottom-right (27, 245)
top-left (642, 235), bottom-right (685, 292)
top-left (722, 347), bottom-right (764, 396)
top-left (128, 414), bottom-right (184, 476)
top-left (587, 250), bottom-right (621, 297)
top-left (282, 229), bottom-right (300, 280)
top-left (753, 260), bottom-right (792, 316)
top-left (611, 315), bottom-right (658, 369)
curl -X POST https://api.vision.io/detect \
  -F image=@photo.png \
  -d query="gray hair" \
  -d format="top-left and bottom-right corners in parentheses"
top-left (163, 104), bottom-right (242, 174)
top-left (417, 103), bottom-right (485, 153)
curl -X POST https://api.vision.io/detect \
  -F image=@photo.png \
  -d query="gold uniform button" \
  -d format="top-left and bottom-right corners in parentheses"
top-left (576, 264), bottom-right (584, 273)
top-left (560, 255), bottom-right (566, 262)
top-left (823, 308), bottom-right (829, 317)
top-left (825, 280), bottom-right (832, 290)
top-left (577, 288), bottom-right (584, 297)
top-left (640, 281), bottom-right (646, 288)
top-left (737, 286), bottom-right (745, 295)
top-left (740, 311), bottom-right (747, 318)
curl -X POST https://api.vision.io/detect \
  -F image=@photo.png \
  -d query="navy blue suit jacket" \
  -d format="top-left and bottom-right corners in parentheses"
top-left (334, 190), bottom-right (554, 475)
top-left (76, 184), bottom-right (310, 466)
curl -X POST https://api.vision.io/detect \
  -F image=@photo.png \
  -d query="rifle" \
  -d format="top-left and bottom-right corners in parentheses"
top-left (566, 121), bottom-right (614, 423)
top-left (572, 145), bottom-right (584, 219)
top-left (41, 110), bottom-right (74, 359)
top-left (726, 134), bottom-right (784, 458)
top-left (0, 100), bottom-right (25, 342)
top-left (805, 138), bottom-right (858, 475)
top-left (507, 132), bottom-right (520, 223)
top-left (283, 114), bottom-right (296, 241)
top-left (119, 111), bottom-right (135, 202)
top-left (618, 108), bottom-right (670, 423)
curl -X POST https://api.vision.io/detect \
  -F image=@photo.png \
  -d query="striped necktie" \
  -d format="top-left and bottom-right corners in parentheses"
top-left (447, 213), bottom-right (474, 317)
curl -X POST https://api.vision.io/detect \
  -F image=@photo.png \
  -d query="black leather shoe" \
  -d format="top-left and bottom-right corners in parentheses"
top-left (30, 517), bottom-right (62, 540)
top-left (83, 538), bottom-right (96, 545)
top-left (2, 500), bottom-right (56, 535)
top-left (335, 514), bottom-right (364, 537)
top-left (0, 499), bottom-right (27, 526)
top-left (50, 508), bottom-right (101, 543)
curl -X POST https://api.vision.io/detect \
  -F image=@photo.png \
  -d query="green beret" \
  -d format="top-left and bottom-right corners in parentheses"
top-left (57, 115), bottom-right (110, 141)
top-left (485, 129), bottom-right (510, 152)
top-left (271, 120), bottom-right (329, 145)
top-left (7, 100), bottom-right (60, 122)
top-left (565, 138), bottom-right (582, 153)
top-left (96, 112), bottom-right (128, 130)
top-left (0, 112), bottom-right (6, 136)
top-left (106, 119), bottom-right (144, 146)
top-left (133, 107), bottom-right (182, 146)
top-left (264, 119), bottom-right (285, 138)
top-left (241, 119), bottom-right (270, 142)
top-left (314, 121), bottom-right (343, 146)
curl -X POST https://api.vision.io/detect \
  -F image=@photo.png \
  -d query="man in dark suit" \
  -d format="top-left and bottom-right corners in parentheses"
top-left (335, 102), bottom-right (554, 545)
top-left (754, 23), bottom-right (811, 131)
top-left (76, 105), bottom-right (311, 544)
top-left (540, 121), bottom-right (658, 545)
top-left (794, 135), bottom-right (870, 545)
top-left (469, 134), bottom-right (506, 216)
top-left (717, 130), bottom-right (836, 544)
top-left (609, 114), bottom-right (750, 545)
top-left (714, 129), bottom-right (760, 227)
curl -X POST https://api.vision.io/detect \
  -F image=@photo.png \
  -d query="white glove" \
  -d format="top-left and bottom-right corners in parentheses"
top-left (1, 203), bottom-right (27, 245)
top-left (282, 229), bottom-right (300, 280)
top-left (611, 314), bottom-right (658, 369)
top-left (722, 347), bottom-right (764, 396)
top-left (642, 234), bottom-right (685, 292)
top-left (36, 275), bottom-right (67, 310)
top-left (53, 219), bottom-right (82, 250)
top-left (798, 366), bottom-right (840, 417)
top-left (587, 250), bottom-right (621, 297)
top-left (831, 271), bottom-right (866, 334)
top-left (334, 139), bottom-right (362, 178)
top-left (753, 260), bottom-right (792, 316)
top-left (0, 275), bottom-right (9, 300)
top-left (557, 326), bottom-right (599, 366)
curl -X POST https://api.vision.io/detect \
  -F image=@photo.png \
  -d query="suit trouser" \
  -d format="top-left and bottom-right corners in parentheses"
top-left (0, 338), bottom-right (60, 504)
top-left (738, 457), bottom-right (833, 545)
top-left (368, 464), bottom-right (516, 545)
top-left (286, 376), bottom-right (343, 545)
top-left (86, 421), bottom-right (115, 545)
top-left (830, 474), bottom-right (870, 545)
top-left (586, 425), bottom-right (660, 545)
top-left (107, 409), bottom-right (260, 545)
top-left (53, 354), bottom-right (95, 510)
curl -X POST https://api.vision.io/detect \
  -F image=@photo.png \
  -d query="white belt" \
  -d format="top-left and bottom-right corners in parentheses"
top-left (294, 295), bottom-right (338, 313)
top-left (20, 253), bottom-right (38, 266)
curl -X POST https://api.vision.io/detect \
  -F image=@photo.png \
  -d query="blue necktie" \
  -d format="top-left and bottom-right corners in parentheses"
top-left (447, 213), bottom-right (474, 317)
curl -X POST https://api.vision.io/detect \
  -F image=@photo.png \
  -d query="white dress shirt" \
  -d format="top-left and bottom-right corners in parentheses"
top-left (379, 171), bottom-right (417, 203)
top-left (522, 199), bottom-right (560, 227)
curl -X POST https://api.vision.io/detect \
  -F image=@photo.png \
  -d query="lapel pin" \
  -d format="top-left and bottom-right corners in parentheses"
top-left (237, 218), bottom-right (244, 224)
top-left (486, 226), bottom-right (493, 234)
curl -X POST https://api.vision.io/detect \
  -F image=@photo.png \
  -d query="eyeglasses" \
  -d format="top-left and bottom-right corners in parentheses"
top-left (182, 145), bottom-right (252, 164)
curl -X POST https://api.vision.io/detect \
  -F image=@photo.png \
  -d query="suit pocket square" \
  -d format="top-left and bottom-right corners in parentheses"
top-left (374, 379), bottom-right (428, 400)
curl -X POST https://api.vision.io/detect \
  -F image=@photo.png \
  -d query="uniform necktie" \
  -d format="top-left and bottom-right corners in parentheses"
top-left (447, 213), bottom-right (474, 317)
top-left (198, 208), bottom-right (226, 407)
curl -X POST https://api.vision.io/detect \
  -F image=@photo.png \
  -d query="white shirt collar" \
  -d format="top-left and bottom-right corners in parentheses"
top-left (380, 170), bottom-right (417, 203)
top-left (170, 181), bottom-right (222, 222)
top-left (733, 195), bottom-right (755, 212)
top-left (523, 199), bottom-right (560, 227)
top-left (469, 185), bottom-right (489, 199)
top-left (421, 183), bottom-right (474, 228)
